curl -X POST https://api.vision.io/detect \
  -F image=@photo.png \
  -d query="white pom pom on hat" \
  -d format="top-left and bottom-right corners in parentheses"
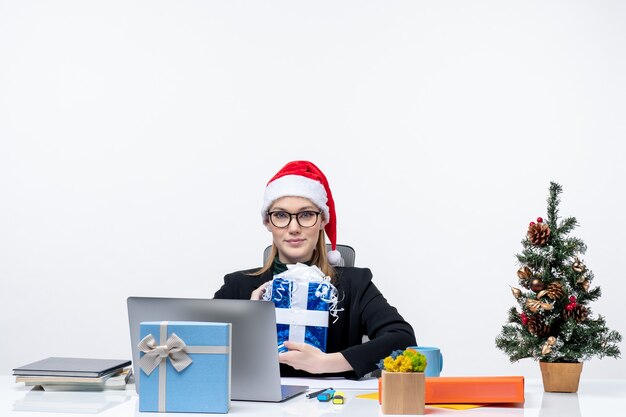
top-left (326, 249), bottom-right (342, 265)
top-left (261, 160), bottom-right (342, 266)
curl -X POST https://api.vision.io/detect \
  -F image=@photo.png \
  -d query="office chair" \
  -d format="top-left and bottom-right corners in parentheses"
top-left (263, 244), bottom-right (355, 267)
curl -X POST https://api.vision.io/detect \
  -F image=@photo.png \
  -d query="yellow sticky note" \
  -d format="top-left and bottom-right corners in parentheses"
top-left (429, 404), bottom-right (487, 410)
top-left (356, 392), bottom-right (379, 400)
top-left (354, 392), bottom-right (486, 411)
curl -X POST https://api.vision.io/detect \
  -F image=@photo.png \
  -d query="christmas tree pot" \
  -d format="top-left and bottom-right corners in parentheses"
top-left (381, 371), bottom-right (425, 415)
top-left (539, 361), bottom-right (583, 393)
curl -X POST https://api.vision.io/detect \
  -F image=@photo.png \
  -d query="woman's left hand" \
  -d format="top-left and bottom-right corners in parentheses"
top-left (278, 341), bottom-right (326, 373)
top-left (278, 341), bottom-right (352, 374)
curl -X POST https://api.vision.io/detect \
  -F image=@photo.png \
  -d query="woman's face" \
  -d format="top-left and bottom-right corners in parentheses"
top-left (265, 196), bottom-right (324, 264)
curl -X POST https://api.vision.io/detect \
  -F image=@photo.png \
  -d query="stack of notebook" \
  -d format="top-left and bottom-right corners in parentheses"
top-left (13, 357), bottom-right (132, 391)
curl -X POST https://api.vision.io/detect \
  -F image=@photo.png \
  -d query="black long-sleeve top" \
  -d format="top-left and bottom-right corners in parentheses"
top-left (213, 266), bottom-right (417, 379)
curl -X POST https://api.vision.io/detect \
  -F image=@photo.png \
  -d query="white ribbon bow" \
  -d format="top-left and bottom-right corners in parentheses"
top-left (138, 333), bottom-right (192, 375)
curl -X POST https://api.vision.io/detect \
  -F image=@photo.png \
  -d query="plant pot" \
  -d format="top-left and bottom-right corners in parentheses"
top-left (381, 370), bottom-right (425, 415)
top-left (539, 361), bottom-right (583, 393)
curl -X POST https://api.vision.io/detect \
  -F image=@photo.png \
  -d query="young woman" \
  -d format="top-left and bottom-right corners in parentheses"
top-left (213, 160), bottom-right (416, 379)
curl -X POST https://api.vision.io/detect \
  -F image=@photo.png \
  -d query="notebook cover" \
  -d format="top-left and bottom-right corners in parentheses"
top-left (13, 357), bottom-right (131, 377)
top-left (425, 376), bottom-right (525, 404)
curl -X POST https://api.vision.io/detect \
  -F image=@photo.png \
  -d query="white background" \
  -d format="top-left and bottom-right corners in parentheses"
top-left (1, 0), bottom-right (624, 379)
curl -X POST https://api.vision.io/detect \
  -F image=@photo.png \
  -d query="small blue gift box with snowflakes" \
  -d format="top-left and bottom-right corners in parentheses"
top-left (263, 264), bottom-right (339, 352)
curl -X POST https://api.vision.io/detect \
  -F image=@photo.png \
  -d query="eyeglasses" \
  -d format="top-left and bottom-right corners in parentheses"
top-left (267, 210), bottom-right (321, 228)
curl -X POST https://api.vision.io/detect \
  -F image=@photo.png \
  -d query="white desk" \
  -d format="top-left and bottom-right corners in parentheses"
top-left (1, 376), bottom-right (625, 417)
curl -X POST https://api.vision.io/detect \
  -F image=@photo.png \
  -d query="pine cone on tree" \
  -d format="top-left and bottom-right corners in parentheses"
top-left (528, 222), bottom-right (551, 246)
top-left (563, 305), bottom-right (589, 323)
top-left (527, 315), bottom-right (550, 337)
top-left (542, 282), bottom-right (565, 300)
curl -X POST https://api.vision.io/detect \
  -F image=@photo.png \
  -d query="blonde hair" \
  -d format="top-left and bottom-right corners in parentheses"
top-left (251, 229), bottom-right (336, 281)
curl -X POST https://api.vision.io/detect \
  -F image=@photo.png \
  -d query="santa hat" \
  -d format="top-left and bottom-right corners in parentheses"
top-left (261, 160), bottom-right (342, 265)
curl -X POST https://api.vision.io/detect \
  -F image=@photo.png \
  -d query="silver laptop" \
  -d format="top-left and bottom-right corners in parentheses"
top-left (127, 297), bottom-right (308, 402)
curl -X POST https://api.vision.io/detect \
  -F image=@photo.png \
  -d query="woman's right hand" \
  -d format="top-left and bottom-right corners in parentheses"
top-left (250, 281), bottom-right (271, 300)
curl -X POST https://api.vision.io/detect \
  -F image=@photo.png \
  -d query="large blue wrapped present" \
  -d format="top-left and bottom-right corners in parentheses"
top-left (262, 264), bottom-right (339, 353)
top-left (138, 321), bottom-right (231, 413)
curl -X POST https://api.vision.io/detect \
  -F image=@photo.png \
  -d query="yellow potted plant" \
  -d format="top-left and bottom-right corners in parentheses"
top-left (379, 348), bottom-right (427, 415)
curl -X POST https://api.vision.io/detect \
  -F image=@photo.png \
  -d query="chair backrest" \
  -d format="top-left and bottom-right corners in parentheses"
top-left (263, 244), bottom-right (355, 267)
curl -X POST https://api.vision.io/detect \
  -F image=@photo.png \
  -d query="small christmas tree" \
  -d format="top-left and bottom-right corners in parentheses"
top-left (496, 182), bottom-right (621, 364)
